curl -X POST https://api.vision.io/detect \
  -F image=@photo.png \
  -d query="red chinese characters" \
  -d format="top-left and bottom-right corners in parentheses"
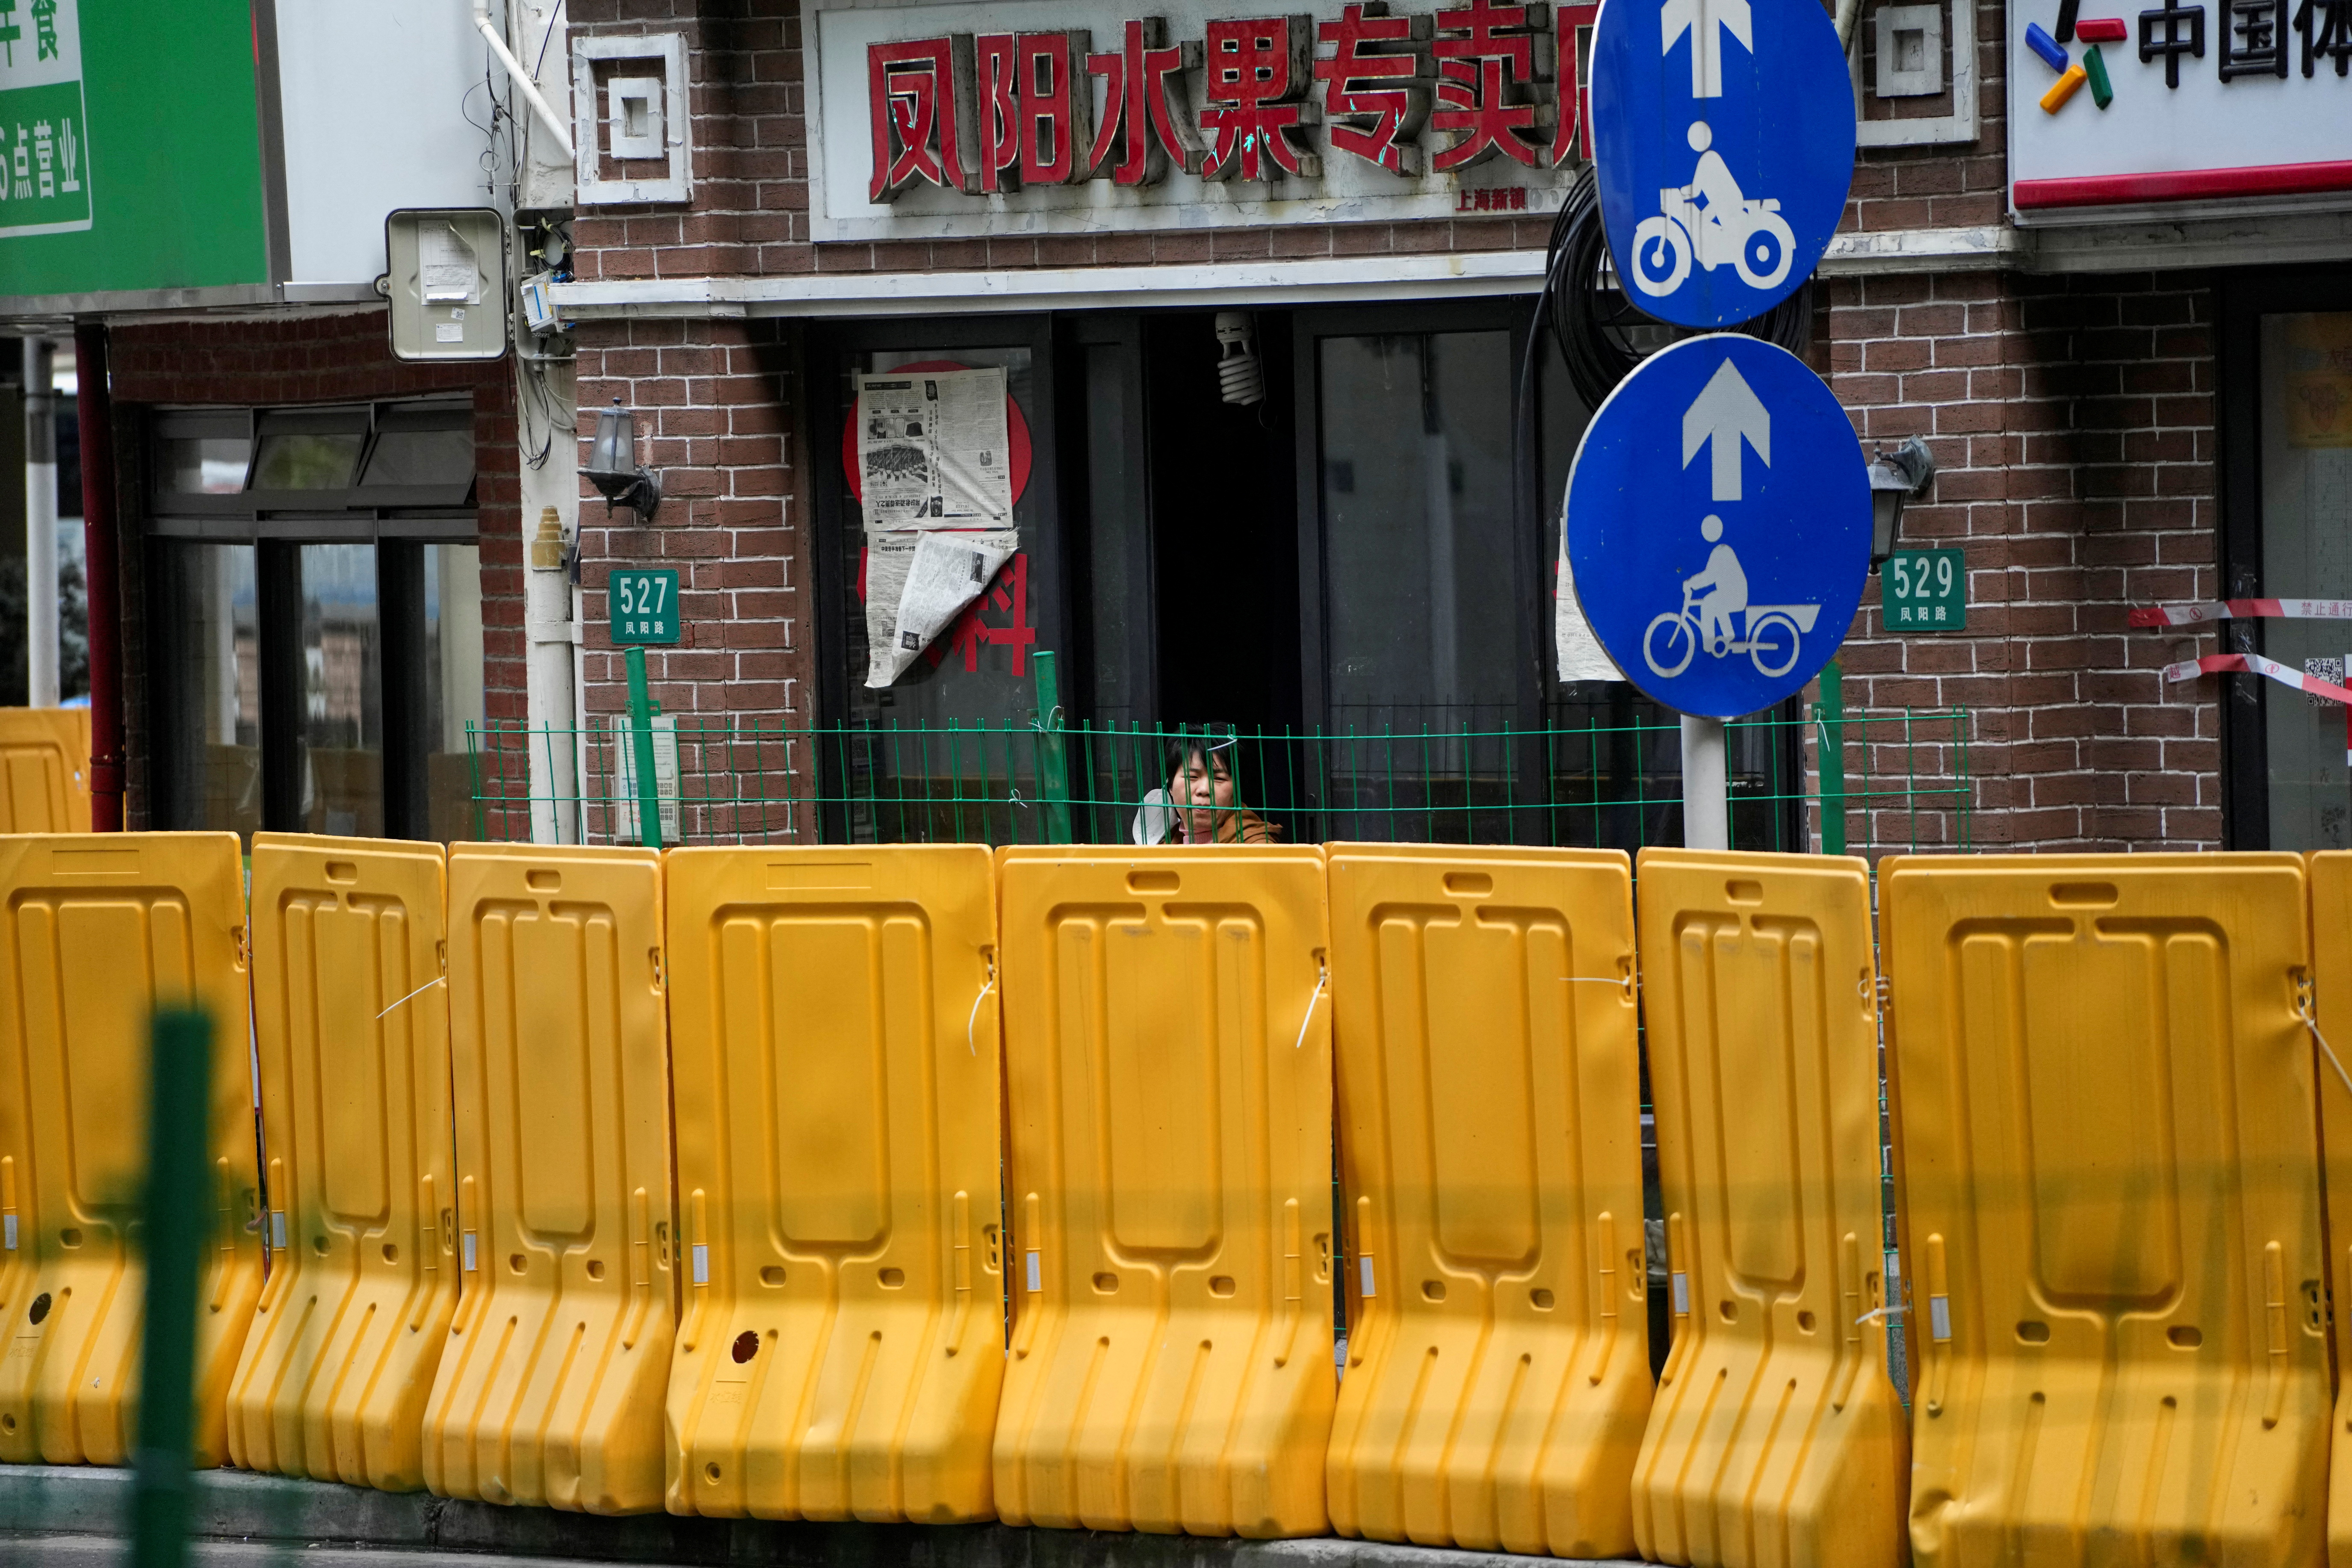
top-left (1200, 15), bottom-right (1324, 180)
top-left (934, 552), bottom-right (1037, 674)
top-left (1551, 2), bottom-right (1598, 164)
top-left (977, 34), bottom-right (1021, 193)
top-left (1086, 18), bottom-right (1207, 183)
top-left (1315, 3), bottom-right (1436, 174)
top-left (1431, 0), bottom-right (1554, 170)
top-left (868, 36), bottom-right (976, 201)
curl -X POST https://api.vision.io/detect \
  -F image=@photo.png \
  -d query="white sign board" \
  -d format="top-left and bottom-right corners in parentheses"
top-left (2006, 1), bottom-right (2352, 223)
top-left (805, 0), bottom-right (1602, 242)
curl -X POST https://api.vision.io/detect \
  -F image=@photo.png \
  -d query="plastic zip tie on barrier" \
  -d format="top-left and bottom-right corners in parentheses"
top-left (2129, 597), bottom-right (2352, 627)
top-left (2300, 997), bottom-right (2352, 1100)
top-left (376, 974), bottom-right (447, 1020)
top-left (1293, 964), bottom-right (1328, 1051)
top-left (966, 966), bottom-right (996, 1057)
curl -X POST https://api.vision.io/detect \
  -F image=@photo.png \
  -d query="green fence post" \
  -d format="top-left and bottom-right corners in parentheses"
top-left (130, 1007), bottom-right (212, 1568)
top-left (625, 644), bottom-right (663, 851)
top-left (1034, 650), bottom-right (1072, 846)
top-left (1817, 658), bottom-right (1849, 856)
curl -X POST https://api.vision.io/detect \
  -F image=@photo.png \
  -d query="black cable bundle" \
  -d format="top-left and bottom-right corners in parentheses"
top-left (1530, 163), bottom-right (1816, 412)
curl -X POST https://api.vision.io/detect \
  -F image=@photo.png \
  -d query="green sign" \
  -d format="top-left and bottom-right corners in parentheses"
top-left (0, 0), bottom-right (269, 302)
top-left (610, 569), bottom-right (681, 646)
top-left (1884, 548), bottom-right (1966, 632)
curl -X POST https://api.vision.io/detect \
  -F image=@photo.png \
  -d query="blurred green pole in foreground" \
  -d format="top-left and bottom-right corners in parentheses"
top-left (131, 1007), bottom-right (211, 1568)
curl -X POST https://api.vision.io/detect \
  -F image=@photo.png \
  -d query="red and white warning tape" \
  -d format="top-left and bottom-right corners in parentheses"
top-left (2161, 652), bottom-right (2352, 763)
top-left (2128, 598), bottom-right (2352, 628)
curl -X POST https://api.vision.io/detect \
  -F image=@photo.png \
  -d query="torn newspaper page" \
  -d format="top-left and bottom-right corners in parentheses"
top-left (865, 527), bottom-right (1020, 687)
top-left (1557, 527), bottom-right (1626, 682)
top-left (855, 367), bottom-right (1014, 527)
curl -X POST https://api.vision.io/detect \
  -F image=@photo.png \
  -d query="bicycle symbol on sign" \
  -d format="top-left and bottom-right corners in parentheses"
top-left (1641, 519), bottom-right (1820, 679)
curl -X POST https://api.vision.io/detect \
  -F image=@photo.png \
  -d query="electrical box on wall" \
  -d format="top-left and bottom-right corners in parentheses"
top-left (384, 208), bottom-right (509, 362)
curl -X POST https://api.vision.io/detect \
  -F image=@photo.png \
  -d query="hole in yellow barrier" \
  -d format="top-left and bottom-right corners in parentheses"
top-left (1209, 1276), bottom-right (1235, 1296)
top-left (1797, 1310), bottom-right (1816, 1333)
top-left (585, 1260), bottom-right (604, 1281)
top-left (526, 869), bottom-right (561, 892)
top-left (1127, 869), bottom-right (1180, 894)
top-left (731, 1331), bottom-right (759, 1364)
top-left (382, 1244), bottom-right (398, 1264)
top-left (2017, 1320), bottom-right (2051, 1344)
top-left (325, 861), bottom-right (358, 884)
top-left (59, 1229), bottom-right (80, 1249)
top-left (26, 1294), bottom-right (48, 1325)
top-left (509, 1253), bottom-right (527, 1274)
top-left (1531, 1288), bottom-right (1555, 1310)
top-left (1092, 1272), bottom-right (1118, 1294)
top-left (2168, 1325), bottom-right (2203, 1349)
top-left (759, 1266), bottom-right (785, 1287)
top-left (2050, 881), bottom-right (2118, 907)
top-left (0, 1414), bottom-right (13, 1432)
top-left (1726, 879), bottom-right (1764, 904)
top-left (311, 1236), bottom-right (328, 1256)
top-left (879, 1267), bottom-right (906, 1288)
top-left (1422, 1280), bottom-right (1447, 1302)
top-left (1442, 871), bottom-right (1492, 896)
top-left (704, 1463), bottom-right (722, 1485)
top-left (1718, 1299), bottom-right (1737, 1322)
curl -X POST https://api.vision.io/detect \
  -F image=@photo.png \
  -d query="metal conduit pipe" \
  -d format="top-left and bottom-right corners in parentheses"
top-left (473, 0), bottom-right (575, 159)
top-left (74, 324), bottom-right (122, 830)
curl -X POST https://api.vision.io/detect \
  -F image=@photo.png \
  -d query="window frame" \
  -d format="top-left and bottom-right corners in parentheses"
top-left (143, 399), bottom-right (484, 842)
top-left (2216, 265), bottom-right (2352, 850)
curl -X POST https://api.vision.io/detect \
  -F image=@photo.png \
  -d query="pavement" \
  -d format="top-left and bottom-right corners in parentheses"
top-left (0, 1465), bottom-right (1632, 1568)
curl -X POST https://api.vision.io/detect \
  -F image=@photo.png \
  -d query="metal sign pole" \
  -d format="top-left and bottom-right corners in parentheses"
top-left (1681, 714), bottom-right (1729, 849)
top-left (623, 644), bottom-right (662, 852)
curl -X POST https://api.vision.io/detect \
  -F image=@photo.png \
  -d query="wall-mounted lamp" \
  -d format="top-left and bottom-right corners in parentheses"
top-left (1866, 435), bottom-right (1935, 567)
top-left (584, 398), bottom-right (662, 520)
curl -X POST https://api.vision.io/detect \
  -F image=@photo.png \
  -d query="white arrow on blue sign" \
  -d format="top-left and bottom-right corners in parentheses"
top-left (1566, 334), bottom-right (1870, 719)
top-left (1590, 0), bottom-right (1856, 328)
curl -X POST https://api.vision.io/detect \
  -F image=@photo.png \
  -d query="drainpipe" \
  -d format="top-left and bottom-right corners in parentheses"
top-left (473, 0), bottom-right (575, 159)
top-left (74, 323), bottom-right (121, 830)
top-left (23, 336), bottom-right (56, 709)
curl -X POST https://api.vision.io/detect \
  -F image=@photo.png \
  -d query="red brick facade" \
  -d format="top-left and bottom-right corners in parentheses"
top-left (544, 0), bottom-right (2226, 854)
top-left (105, 309), bottom-right (522, 830)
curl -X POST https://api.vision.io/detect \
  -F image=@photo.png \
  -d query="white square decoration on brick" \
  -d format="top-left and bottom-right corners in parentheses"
top-left (573, 33), bottom-right (691, 206)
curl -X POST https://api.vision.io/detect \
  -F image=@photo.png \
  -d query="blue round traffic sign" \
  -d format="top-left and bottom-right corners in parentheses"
top-left (1566, 334), bottom-right (1869, 718)
top-left (1591, 0), bottom-right (1856, 328)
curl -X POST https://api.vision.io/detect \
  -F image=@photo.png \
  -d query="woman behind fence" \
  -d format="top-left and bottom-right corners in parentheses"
top-left (1157, 735), bottom-right (1283, 845)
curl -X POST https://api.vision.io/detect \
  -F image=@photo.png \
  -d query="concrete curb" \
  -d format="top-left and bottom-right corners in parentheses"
top-left (0, 1467), bottom-right (1634, 1568)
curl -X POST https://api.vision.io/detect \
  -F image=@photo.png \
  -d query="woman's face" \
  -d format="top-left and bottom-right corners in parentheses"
top-left (1171, 754), bottom-right (1236, 840)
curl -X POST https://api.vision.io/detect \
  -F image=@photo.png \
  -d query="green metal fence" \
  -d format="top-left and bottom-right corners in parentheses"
top-left (467, 658), bottom-right (1972, 857)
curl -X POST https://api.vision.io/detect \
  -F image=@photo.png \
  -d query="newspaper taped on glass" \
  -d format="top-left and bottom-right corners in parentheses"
top-left (865, 528), bottom-right (1020, 687)
top-left (855, 367), bottom-right (1014, 527)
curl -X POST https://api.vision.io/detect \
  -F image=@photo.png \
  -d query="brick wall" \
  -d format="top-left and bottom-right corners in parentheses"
top-left (105, 308), bottom-right (523, 827)
top-left (570, 314), bottom-right (816, 839)
top-left (1818, 269), bottom-right (2223, 853)
top-left (563, 0), bottom-right (1988, 288)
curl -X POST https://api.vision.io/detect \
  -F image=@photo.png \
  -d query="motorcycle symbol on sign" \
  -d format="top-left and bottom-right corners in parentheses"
top-left (1629, 121), bottom-right (1798, 298)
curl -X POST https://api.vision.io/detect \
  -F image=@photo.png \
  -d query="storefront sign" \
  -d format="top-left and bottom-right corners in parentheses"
top-left (806, 0), bottom-right (1599, 240)
top-left (1883, 547), bottom-right (1967, 631)
top-left (2007, 0), bottom-right (2352, 220)
top-left (0, 0), bottom-right (268, 300)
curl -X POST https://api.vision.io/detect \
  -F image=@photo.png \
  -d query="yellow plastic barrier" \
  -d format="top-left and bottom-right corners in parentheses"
top-left (0, 708), bottom-right (90, 833)
top-left (0, 832), bottom-right (262, 1467)
top-left (423, 845), bottom-right (675, 1513)
top-left (2310, 851), bottom-right (2352, 1567)
top-left (1883, 853), bottom-right (2328, 1568)
top-left (1324, 844), bottom-right (1650, 1558)
top-left (662, 845), bottom-right (1005, 1522)
top-left (1631, 849), bottom-right (1907, 1568)
top-left (993, 845), bottom-right (1335, 1539)
top-left (228, 833), bottom-right (458, 1490)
